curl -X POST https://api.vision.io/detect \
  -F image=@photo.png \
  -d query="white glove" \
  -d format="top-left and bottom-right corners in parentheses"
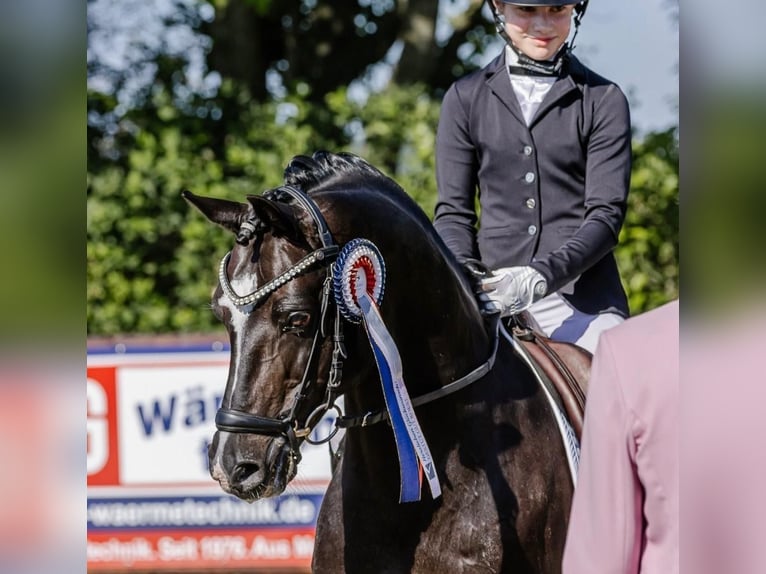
top-left (479, 266), bottom-right (547, 317)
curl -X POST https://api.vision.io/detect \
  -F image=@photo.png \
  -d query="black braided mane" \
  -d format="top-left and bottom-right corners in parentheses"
top-left (279, 150), bottom-right (444, 255)
top-left (238, 152), bottom-right (405, 246)
top-left (283, 151), bottom-right (402, 196)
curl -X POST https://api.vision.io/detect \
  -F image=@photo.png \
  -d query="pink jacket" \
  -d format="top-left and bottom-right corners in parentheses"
top-left (683, 306), bottom-right (766, 574)
top-left (563, 300), bottom-right (679, 574)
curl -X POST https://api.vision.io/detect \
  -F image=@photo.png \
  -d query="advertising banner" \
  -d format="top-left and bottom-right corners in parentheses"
top-left (87, 340), bottom-right (333, 571)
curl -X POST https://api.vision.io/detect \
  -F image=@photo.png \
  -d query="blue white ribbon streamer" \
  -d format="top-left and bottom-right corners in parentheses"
top-left (358, 291), bottom-right (441, 502)
top-left (332, 238), bottom-right (441, 502)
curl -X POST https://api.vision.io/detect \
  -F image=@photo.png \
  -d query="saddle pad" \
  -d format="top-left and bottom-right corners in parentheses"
top-left (501, 324), bottom-right (582, 485)
top-left (510, 313), bottom-right (591, 440)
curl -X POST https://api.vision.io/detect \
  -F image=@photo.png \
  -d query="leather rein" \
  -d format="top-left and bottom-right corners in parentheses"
top-left (214, 185), bottom-right (498, 463)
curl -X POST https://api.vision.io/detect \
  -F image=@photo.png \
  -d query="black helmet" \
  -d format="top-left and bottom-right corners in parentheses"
top-left (489, 0), bottom-right (589, 76)
top-left (493, 0), bottom-right (587, 21)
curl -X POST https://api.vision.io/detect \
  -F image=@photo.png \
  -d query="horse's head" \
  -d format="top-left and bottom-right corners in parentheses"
top-left (184, 184), bottom-right (343, 501)
top-left (185, 152), bottom-right (490, 502)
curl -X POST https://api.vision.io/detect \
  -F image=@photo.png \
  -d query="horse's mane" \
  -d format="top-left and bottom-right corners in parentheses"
top-left (281, 151), bottom-right (478, 300)
top-left (282, 150), bottom-right (438, 233)
top-left (284, 151), bottom-right (403, 196)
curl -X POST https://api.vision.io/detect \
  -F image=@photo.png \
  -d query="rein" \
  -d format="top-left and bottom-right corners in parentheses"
top-left (214, 185), bottom-right (498, 463)
top-left (337, 320), bottom-right (499, 428)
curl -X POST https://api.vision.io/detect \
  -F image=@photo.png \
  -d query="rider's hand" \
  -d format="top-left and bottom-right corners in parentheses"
top-left (479, 266), bottom-right (548, 317)
top-left (460, 258), bottom-right (501, 316)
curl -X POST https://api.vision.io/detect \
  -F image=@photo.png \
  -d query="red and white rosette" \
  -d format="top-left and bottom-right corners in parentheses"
top-left (333, 238), bottom-right (386, 324)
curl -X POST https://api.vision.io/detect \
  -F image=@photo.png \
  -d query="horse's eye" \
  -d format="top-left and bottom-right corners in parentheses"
top-left (281, 311), bottom-right (313, 336)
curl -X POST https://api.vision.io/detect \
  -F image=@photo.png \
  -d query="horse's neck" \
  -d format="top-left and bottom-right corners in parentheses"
top-left (319, 187), bottom-right (491, 423)
top-left (341, 268), bottom-right (492, 431)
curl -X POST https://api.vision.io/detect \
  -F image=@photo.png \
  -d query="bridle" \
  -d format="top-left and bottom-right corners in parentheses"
top-left (214, 185), bottom-right (344, 465)
top-left (213, 185), bottom-right (499, 464)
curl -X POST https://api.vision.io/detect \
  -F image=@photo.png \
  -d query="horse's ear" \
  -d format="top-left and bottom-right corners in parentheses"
top-left (182, 190), bottom-right (250, 235)
top-left (246, 195), bottom-right (301, 239)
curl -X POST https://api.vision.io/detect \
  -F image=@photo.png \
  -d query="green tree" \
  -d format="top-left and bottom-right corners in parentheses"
top-left (203, 0), bottom-right (491, 101)
top-left (87, 82), bottom-right (443, 335)
top-left (616, 128), bottom-right (679, 314)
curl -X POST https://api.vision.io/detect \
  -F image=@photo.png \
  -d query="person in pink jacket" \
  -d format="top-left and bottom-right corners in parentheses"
top-left (683, 304), bottom-right (766, 574)
top-left (562, 299), bottom-right (679, 574)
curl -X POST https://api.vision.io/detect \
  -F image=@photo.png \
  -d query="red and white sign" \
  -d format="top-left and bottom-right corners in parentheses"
top-left (87, 528), bottom-right (317, 570)
top-left (87, 342), bottom-right (333, 572)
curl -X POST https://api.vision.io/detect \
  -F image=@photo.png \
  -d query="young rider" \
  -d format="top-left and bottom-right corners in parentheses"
top-left (434, 0), bottom-right (631, 352)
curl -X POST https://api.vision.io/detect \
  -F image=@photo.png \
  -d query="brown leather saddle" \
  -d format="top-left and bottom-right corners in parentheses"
top-left (508, 312), bottom-right (591, 441)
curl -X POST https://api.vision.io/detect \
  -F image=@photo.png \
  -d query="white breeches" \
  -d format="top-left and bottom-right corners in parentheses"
top-left (526, 293), bottom-right (624, 353)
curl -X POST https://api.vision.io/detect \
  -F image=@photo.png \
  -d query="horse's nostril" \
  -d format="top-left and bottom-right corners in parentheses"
top-left (231, 462), bottom-right (261, 485)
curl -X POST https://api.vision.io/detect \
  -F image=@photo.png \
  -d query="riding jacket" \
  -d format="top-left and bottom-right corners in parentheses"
top-left (434, 51), bottom-right (631, 317)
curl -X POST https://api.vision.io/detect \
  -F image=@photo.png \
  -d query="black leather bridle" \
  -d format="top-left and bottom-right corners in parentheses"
top-left (214, 185), bottom-right (344, 465)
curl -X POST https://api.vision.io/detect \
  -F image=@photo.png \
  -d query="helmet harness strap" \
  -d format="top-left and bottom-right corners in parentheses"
top-left (489, 0), bottom-right (589, 77)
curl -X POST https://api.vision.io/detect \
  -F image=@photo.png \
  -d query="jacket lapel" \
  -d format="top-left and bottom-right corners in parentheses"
top-left (529, 74), bottom-right (579, 128)
top-left (485, 51), bottom-right (584, 129)
top-left (485, 55), bottom-right (526, 126)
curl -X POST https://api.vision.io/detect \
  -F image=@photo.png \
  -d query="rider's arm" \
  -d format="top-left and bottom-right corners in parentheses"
top-left (529, 83), bottom-right (632, 294)
top-left (433, 82), bottom-right (480, 264)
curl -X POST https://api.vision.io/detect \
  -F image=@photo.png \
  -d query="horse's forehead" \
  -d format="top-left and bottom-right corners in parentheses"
top-left (216, 237), bottom-right (317, 324)
top-left (225, 237), bottom-right (291, 292)
top-left (228, 262), bottom-right (260, 300)
top-left (216, 240), bottom-right (284, 404)
top-left (216, 241), bottom-right (269, 329)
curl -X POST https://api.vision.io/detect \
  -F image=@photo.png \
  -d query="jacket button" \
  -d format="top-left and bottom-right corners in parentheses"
top-left (528, 225), bottom-right (537, 235)
top-left (523, 145), bottom-right (533, 156)
top-left (525, 198), bottom-right (536, 209)
top-left (525, 172), bottom-right (535, 183)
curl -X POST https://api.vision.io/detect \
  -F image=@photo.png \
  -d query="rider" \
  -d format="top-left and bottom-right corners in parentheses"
top-left (433, 0), bottom-right (631, 353)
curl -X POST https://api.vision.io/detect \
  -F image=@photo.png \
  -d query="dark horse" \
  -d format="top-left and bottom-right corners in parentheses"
top-left (184, 152), bottom-right (573, 573)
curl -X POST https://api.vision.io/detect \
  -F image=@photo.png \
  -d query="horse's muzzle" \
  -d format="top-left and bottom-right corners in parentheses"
top-left (208, 431), bottom-right (297, 501)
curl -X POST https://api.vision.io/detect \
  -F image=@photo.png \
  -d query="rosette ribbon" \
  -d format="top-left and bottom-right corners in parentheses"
top-left (333, 239), bottom-right (441, 503)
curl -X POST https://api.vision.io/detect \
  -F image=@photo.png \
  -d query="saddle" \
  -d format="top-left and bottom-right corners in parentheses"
top-left (509, 312), bottom-right (591, 441)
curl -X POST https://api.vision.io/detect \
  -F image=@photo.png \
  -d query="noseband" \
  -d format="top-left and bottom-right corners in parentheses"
top-left (214, 185), bottom-right (344, 464)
